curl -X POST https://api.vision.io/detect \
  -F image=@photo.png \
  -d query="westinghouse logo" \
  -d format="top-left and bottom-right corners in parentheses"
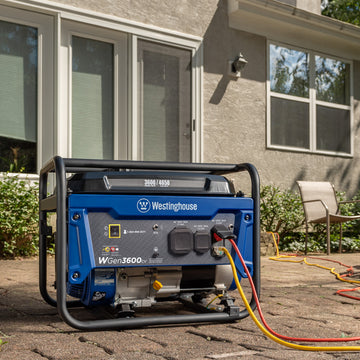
top-left (137, 198), bottom-right (151, 213)
top-left (136, 198), bottom-right (198, 213)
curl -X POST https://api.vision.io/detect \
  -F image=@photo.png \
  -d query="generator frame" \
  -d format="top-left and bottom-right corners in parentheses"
top-left (39, 156), bottom-right (260, 330)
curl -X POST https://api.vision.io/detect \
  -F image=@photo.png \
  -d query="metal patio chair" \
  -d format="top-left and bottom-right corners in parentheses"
top-left (296, 181), bottom-right (360, 255)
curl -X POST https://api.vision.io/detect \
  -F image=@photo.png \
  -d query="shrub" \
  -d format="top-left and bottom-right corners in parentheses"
top-left (261, 185), bottom-right (360, 253)
top-left (260, 185), bottom-right (304, 238)
top-left (0, 173), bottom-right (39, 258)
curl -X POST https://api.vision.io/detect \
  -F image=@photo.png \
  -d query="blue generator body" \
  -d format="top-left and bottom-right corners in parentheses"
top-left (39, 157), bottom-right (260, 330)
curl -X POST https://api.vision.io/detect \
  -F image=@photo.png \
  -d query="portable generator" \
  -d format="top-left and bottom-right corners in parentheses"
top-left (39, 156), bottom-right (260, 330)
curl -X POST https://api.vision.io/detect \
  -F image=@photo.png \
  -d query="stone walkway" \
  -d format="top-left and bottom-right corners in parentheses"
top-left (1, 254), bottom-right (360, 359)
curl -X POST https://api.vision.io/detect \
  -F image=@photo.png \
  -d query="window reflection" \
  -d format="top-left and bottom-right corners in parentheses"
top-left (315, 56), bottom-right (350, 105)
top-left (270, 45), bottom-right (309, 98)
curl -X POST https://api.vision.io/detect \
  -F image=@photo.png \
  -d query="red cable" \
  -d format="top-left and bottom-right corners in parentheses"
top-left (229, 238), bottom-right (360, 343)
top-left (336, 287), bottom-right (360, 301)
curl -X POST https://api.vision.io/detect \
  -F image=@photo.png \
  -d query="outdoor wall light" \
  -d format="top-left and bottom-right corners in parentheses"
top-left (229, 53), bottom-right (248, 78)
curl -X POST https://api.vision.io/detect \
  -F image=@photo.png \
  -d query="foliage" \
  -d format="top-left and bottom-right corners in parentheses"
top-left (0, 173), bottom-right (39, 258)
top-left (322, 0), bottom-right (360, 26)
top-left (260, 185), bottom-right (304, 238)
top-left (0, 138), bottom-right (37, 174)
top-left (0, 338), bottom-right (8, 351)
top-left (279, 233), bottom-right (360, 253)
top-left (261, 185), bottom-right (360, 254)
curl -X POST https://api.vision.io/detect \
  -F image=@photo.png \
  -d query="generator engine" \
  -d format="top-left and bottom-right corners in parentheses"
top-left (39, 157), bottom-right (260, 330)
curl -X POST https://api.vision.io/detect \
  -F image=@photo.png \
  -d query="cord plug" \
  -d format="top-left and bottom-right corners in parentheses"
top-left (211, 224), bottom-right (237, 242)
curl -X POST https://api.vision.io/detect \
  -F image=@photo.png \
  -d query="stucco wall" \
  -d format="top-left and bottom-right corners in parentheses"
top-left (52, 0), bottom-right (217, 35)
top-left (270, 0), bottom-right (320, 14)
top-left (51, 0), bottom-right (360, 197)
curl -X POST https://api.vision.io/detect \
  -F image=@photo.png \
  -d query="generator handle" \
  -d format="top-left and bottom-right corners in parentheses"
top-left (39, 156), bottom-right (260, 329)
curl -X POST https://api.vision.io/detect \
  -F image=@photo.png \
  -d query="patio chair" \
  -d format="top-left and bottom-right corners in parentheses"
top-left (296, 181), bottom-right (360, 255)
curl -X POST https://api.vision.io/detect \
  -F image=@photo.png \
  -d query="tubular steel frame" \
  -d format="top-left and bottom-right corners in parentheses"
top-left (39, 156), bottom-right (260, 330)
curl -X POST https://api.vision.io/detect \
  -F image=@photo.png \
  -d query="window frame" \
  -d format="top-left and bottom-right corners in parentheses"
top-left (134, 37), bottom-right (194, 162)
top-left (60, 20), bottom-right (128, 160)
top-left (60, 20), bottom-right (202, 162)
top-left (267, 40), bottom-right (354, 157)
top-left (0, 5), bottom-right (54, 175)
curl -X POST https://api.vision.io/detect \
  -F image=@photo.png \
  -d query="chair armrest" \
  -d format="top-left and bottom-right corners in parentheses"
top-left (302, 199), bottom-right (330, 221)
top-left (302, 199), bottom-right (329, 212)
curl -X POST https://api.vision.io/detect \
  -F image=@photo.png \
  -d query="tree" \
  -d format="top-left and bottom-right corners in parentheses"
top-left (322, 0), bottom-right (360, 26)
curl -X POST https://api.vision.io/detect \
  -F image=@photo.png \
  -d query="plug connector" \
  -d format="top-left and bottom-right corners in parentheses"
top-left (211, 224), bottom-right (237, 242)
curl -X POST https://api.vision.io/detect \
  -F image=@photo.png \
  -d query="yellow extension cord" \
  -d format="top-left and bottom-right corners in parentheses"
top-left (268, 232), bottom-right (360, 285)
top-left (220, 246), bottom-right (360, 352)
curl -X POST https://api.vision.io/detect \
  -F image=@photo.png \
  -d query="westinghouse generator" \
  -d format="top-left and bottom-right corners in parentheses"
top-left (39, 156), bottom-right (260, 330)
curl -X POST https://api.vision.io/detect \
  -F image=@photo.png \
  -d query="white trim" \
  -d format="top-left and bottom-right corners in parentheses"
top-left (113, 37), bottom-right (129, 160)
top-left (193, 43), bottom-right (204, 163)
top-left (54, 13), bottom-right (60, 158)
top-left (266, 144), bottom-right (353, 159)
top-left (309, 52), bottom-right (316, 153)
top-left (267, 40), bottom-right (354, 157)
top-left (130, 35), bottom-right (139, 160)
top-left (270, 92), bottom-right (310, 104)
top-left (350, 62), bottom-right (354, 156)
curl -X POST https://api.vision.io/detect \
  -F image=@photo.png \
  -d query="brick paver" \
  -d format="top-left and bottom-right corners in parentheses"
top-left (1, 254), bottom-right (360, 359)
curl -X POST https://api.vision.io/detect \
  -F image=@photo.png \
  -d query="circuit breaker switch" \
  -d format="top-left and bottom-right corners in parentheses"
top-left (109, 224), bottom-right (121, 238)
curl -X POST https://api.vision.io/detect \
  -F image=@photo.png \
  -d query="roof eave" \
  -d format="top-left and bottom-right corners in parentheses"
top-left (228, 0), bottom-right (360, 60)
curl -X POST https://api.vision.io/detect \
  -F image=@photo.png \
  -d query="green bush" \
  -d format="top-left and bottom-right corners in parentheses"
top-left (260, 185), bottom-right (304, 238)
top-left (261, 184), bottom-right (360, 253)
top-left (0, 173), bottom-right (39, 258)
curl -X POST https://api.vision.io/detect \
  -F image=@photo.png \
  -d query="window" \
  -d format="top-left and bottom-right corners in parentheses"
top-left (137, 40), bottom-right (192, 162)
top-left (0, 6), bottom-right (201, 173)
top-left (62, 21), bottom-right (199, 163)
top-left (268, 43), bottom-right (352, 156)
top-left (0, 20), bottom-right (37, 173)
top-left (71, 36), bottom-right (114, 159)
top-left (0, 6), bottom-right (53, 174)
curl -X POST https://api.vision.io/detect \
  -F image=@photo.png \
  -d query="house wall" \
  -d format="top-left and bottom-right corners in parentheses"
top-left (6, 0), bottom-right (359, 196)
top-left (276, 0), bottom-right (321, 14)
top-left (296, 0), bottom-right (321, 14)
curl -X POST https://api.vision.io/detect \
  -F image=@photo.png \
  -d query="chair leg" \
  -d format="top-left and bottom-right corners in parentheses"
top-left (305, 223), bottom-right (308, 255)
top-left (339, 223), bottom-right (342, 253)
top-left (326, 213), bottom-right (330, 256)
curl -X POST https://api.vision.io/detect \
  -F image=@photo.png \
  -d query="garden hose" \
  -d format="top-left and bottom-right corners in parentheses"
top-left (221, 244), bottom-right (360, 351)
